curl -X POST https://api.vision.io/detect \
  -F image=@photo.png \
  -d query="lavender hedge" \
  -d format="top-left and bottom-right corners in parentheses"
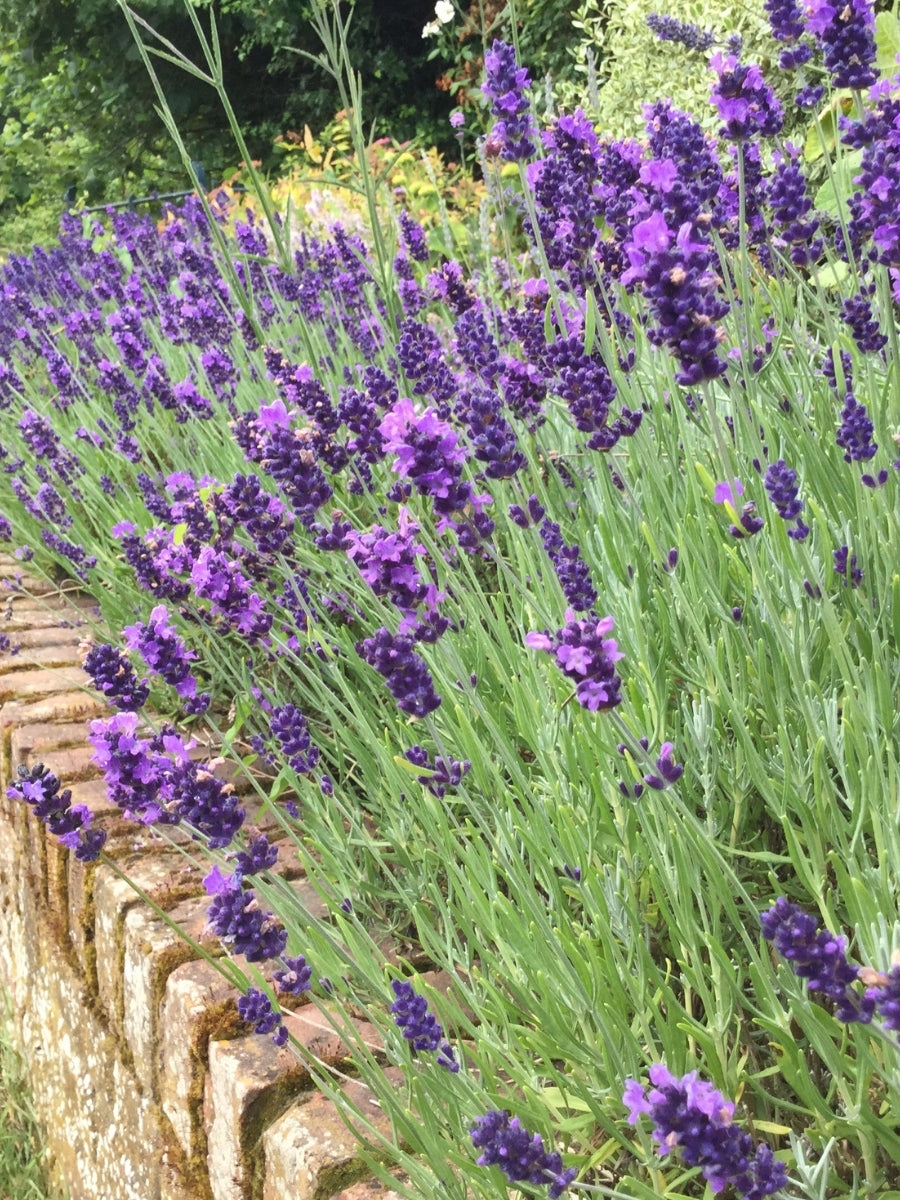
top-left (3, 0), bottom-right (900, 1195)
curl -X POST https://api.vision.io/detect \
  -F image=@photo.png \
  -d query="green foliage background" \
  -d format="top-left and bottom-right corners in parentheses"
top-left (0, 0), bottom-right (462, 254)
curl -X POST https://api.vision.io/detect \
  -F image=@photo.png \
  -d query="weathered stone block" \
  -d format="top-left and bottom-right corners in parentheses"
top-left (93, 852), bottom-right (192, 1043)
top-left (0, 665), bottom-right (88, 702)
top-left (122, 900), bottom-right (204, 1097)
top-left (0, 641), bottom-right (82, 673)
top-left (26, 742), bottom-right (100, 784)
top-left (160, 959), bottom-right (243, 1167)
top-left (206, 1034), bottom-right (310, 1200)
top-left (9, 719), bottom-right (95, 766)
top-left (2, 624), bottom-right (84, 649)
top-left (0, 689), bottom-right (106, 730)
top-left (66, 779), bottom-right (124, 977)
top-left (261, 1074), bottom-right (403, 1200)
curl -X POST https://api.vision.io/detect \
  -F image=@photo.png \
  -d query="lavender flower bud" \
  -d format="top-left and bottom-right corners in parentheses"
top-left (390, 979), bottom-right (458, 1072)
top-left (471, 1110), bottom-right (576, 1197)
top-left (624, 1066), bottom-right (788, 1200)
top-left (760, 897), bottom-right (875, 1022)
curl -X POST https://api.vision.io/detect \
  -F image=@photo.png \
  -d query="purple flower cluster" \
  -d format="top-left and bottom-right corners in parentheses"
top-left (89, 712), bottom-right (172, 824)
top-left (345, 510), bottom-right (444, 629)
top-left (190, 547), bottom-right (273, 641)
top-left (404, 744), bottom-right (471, 797)
top-left (709, 54), bottom-right (784, 142)
top-left (273, 954), bottom-right (313, 995)
top-left (767, 148), bottom-right (822, 267)
top-left (833, 544), bottom-right (863, 586)
top-left (233, 401), bottom-right (333, 527)
top-left (398, 210), bottom-right (429, 262)
top-left (805, 0), bottom-right (877, 89)
top-left (389, 979), bottom-right (458, 1071)
top-left (82, 643), bottom-right (150, 711)
top-left (763, 900), bottom-right (900, 1037)
top-left (836, 393), bottom-right (877, 463)
top-left (379, 398), bottom-right (466, 501)
top-left (233, 834), bottom-right (280, 877)
top-left (760, 897), bottom-right (873, 1022)
top-left (212, 473), bottom-right (295, 561)
top-left (164, 761), bottom-right (245, 849)
top-left (482, 40), bottom-right (537, 162)
top-left (646, 13), bottom-right (716, 51)
top-left (539, 519), bottom-right (598, 612)
top-left (840, 292), bottom-right (886, 355)
top-left (623, 212), bottom-right (729, 386)
top-left (379, 398), bottom-right (492, 542)
top-left (845, 83), bottom-right (900, 269)
top-left (122, 604), bottom-right (200, 700)
top-left (204, 865), bottom-right (288, 962)
top-left (642, 742), bottom-right (685, 790)
top-left (861, 965), bottom-right (900, 1031)
top-left (765, 0), bottom-right (806, 44)
top-left (528, 110), bottom-right (602, 286)
top-left (461, 387), bottom-right (526, 480)
top-left (238, 988), bottom-right (288, 1046)
top-left (764, 459), bottom-right (809, 541)
top-left (624, 1066), bottom-right (788, 1200)
top-left (269, 704), bottom-right (320, 775)
top-left (356, 628), bottom-right (442, 717)
top-left (525, 612), bottom-right (624, 712)
top-left (470, 1110), bottom-right (576, 1197)
top-left (713, 479), bottom-right (765, 539)
top-left (7, 762), bottom-right (106, 862)
top-left (89, 712), bottom-right (244, 846)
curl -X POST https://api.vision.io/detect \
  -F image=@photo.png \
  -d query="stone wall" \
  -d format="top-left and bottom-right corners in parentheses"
top-left (0, 565), bottom-right (405, 1200)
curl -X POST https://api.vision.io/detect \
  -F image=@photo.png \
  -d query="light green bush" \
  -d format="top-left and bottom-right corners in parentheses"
top-left (561, 0), bottom-right (779, 135)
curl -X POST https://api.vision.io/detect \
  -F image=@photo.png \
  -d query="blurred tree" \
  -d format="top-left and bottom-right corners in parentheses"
top-left (0, 0), bottom-right (459, 252)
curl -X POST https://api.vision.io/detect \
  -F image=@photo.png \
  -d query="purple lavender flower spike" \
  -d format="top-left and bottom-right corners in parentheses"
top-left (833, 545), bottom-right (863, 586)
top-left (646, 13), bottom-right (716, 51)
top-left (122, 605), bottom-right (199, 697)
top-left (760, 897), bottom-right (875, 1022)
top-left (234, 834), bottom-right (279, 877)
top-left (269, 704), bottom-right (320, 775)
top-left (765, 0), bottom-right (807, 43)
top-left (482, 40), bottom-right (537, 162)
top-left (204, 869), bottom-right (288, 962)
top-left (7, 762), bottom-right (106, 862)
top-left (390, 979), bottom-right (458, 1072)
top-left (471, 1110), bottom-right (576, 1197)
top-left (764, 459), bottom-right (809, 541)
top-left (836, 393), bottom-right (877, 463)
top-left (767, 147), bottom-right (822, 267)
top-left (643, 742), bottom-right (684, 790)
top-left (806, 0), bottom-right (877, 89)
top-left (624, 1066), bottom-right (788, 1200)
top-left (404, 745), bottom-right (471, 797)
top-left (525, 612), bottom-right (623, 712)
top-left (539, 519), bottom-right (598, 612)
top-left (861, 964), bottom-right (900, 1030)
top-left (356, 628), bottom-right (442, 717)
top-left (398, 210), bottom-right (429, 262)
top-left (710, 54), bottom-right (784, 141)
top-left (83, 644), bottom-right (150, 711)
top-left (238, 988), bottom-right (288, 1045)
top-left (273, 955), bottom-right (313, 996)
top-left (622, 212), bottom-right (729, 386)
top-left (166, 761), bottom-right (245, 848)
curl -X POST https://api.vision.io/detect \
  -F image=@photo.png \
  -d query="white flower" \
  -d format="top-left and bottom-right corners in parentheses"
top-left (434, 0), bottom-right (454, 23)
top-left (422, 18), bottom-right (441, 36)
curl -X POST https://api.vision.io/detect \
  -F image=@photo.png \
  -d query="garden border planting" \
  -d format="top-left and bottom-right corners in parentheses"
top-left (0, 562), bottom-right (406, 1200)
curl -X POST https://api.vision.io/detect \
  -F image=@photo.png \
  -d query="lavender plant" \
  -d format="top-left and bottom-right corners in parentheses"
top-left (3, 0), bottom-right (900, 1195)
